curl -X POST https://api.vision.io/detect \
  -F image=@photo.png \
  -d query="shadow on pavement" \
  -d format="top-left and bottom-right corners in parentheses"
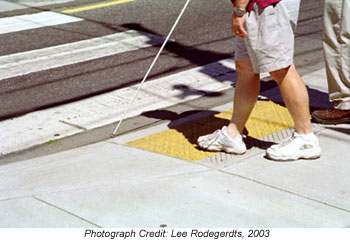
top-left (141, 109), bottom-right (275, 152)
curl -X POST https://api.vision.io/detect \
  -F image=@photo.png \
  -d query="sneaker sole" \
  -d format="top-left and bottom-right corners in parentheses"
top-left (266, 153), bottom-right (321, 161)
top-left (205, 145), bottom-right (246, 155)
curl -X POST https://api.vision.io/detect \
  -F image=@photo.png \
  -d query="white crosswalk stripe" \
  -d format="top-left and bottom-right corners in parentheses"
top-left (0, 11), bottom-right (83, 34)
top-left (0, 30), bottom-right (167, 80)
top-left (0, 0), bottom-right (75, 12)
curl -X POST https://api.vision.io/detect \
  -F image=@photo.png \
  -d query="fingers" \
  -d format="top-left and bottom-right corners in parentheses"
top-left (231, 15), bottom-right (247, 38)
top-left (235, 26), bottom-right (247, 38)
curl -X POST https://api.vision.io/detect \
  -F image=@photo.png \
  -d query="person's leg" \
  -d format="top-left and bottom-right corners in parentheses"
top-left (269, 64), bottom-right (312, 134)
top-left (323, 0), bottom-right (350, 110)
top-left (227, 60), bottom-right (260, 138)
top-left (266, 64), bottom-right (321, 160)
top-left (196, 26), bottom-right (257, 154)
top-left (312, 0), bottom-right (350, 124)
top-left (196, 60), bottom-right (258, 154)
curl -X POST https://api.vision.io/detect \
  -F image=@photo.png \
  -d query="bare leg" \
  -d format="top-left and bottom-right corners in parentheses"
top-left (269, 64), bottom-right (312, 134)
top-left (227, 60), bottom-right (260, 138)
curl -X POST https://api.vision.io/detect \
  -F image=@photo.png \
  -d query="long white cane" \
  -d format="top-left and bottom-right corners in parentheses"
top-left (111, 0), bottom-right (191, 138)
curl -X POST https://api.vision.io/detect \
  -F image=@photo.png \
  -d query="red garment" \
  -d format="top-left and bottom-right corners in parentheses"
top-left (231, 0), bottom-right (281, 11)
top-left (247, 0), bottom-right (281, 11)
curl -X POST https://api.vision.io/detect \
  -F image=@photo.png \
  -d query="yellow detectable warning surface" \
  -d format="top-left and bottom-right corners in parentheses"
top-left (125, 100), bottom-right (294, 161)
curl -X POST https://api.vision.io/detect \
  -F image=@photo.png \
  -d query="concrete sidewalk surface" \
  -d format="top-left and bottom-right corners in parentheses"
top-left (1, 65), bottom-right (350, 228)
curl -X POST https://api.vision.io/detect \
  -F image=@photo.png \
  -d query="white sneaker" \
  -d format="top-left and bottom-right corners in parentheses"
top-left (197, 126), bottom-right (247, 154)
top-left (266, 132), bottom-right (321, 160)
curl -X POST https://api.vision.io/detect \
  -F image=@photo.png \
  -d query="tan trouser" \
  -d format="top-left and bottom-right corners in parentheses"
top-left (324, 0), bottom-right (350, 110)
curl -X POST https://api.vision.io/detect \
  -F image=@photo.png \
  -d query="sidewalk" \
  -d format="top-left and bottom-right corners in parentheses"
top-left (1, 65), bottom-right (350, 228)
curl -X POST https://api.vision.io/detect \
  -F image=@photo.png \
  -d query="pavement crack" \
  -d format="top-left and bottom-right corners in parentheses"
top-left (59, 120), bottom-right (87, 130)
top-left (32, 196), bottom-right (102, 228)
top-left (217, 170), bottom-right (350, 214)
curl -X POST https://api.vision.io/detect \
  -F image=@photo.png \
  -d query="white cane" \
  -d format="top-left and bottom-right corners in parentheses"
top-left (111, 0), bottom-right (191, 138)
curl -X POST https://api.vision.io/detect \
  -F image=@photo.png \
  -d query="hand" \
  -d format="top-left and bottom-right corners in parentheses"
top-left (231, 13), bottom-right (247, 38)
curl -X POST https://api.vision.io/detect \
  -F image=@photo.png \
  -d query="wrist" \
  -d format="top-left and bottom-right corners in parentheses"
top-left (233, 6), bottom-right (246, 17)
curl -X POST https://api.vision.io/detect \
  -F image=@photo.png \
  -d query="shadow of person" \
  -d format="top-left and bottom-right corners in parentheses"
top-left (172, 84), bottom-right (222, 99)
top-left (324, 127), bottom-right (350, 135)
top-left (141, 109), bottom-right (275, 152)
top-left (121, 23), bottom-right (235, 80)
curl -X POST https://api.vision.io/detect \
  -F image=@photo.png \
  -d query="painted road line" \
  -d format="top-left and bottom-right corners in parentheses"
top-left (0, 11), bottom-right (83, 35)
top-left (0, 30), bottom-right (166, 80)
top-left (0, 0), bottom-right (27, 12)
top-left (62, 0), bottom-right (135, 13)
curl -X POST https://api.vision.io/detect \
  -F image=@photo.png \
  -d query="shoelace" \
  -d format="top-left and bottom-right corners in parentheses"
top-left (276, 133), bottom-right (297, 148)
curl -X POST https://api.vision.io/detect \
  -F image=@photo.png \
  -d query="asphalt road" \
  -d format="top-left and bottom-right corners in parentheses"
top-left (0, 0), bottom-right (324, 120)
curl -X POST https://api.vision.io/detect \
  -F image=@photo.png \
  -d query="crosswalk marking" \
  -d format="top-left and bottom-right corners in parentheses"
top-left (0, 0), bottom-right (27, 12)
top-left (0, 11), bottom-right (83, 35)
top-left (0, 30), bottom-right (166, 80)
top-left (0, 1), bottom-right (75, 12)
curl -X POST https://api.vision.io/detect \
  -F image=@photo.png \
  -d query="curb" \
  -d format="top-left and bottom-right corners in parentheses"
top-left (0, 58), bottom-right (241, 163)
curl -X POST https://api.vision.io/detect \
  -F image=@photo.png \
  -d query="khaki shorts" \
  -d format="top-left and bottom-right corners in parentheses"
top-left (234, 0), bottom-right (300, 73)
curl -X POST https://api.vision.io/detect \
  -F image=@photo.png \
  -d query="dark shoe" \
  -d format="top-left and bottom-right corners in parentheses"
top-left (312, 109), bottom-right (350, 124)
